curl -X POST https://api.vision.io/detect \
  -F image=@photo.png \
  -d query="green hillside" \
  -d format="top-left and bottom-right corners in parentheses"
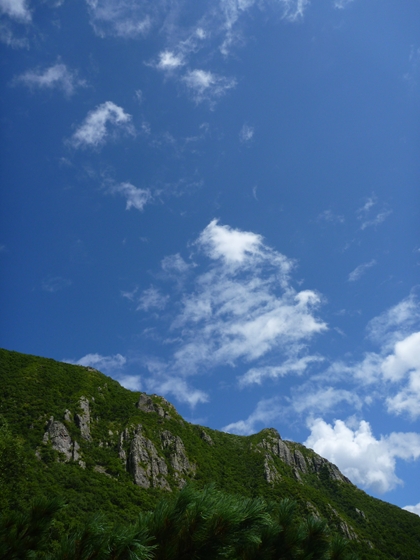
top-left (1, 348), bottom-right (419, 558)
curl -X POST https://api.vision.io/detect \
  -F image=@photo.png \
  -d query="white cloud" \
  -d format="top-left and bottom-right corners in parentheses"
top-left (366, 293), bottom-right (420, 348)
top-left (67, 353), bottom-right (127, 374)
top-left (156, 50), bottom-right (184, 71)
top-left (333, 0), bottom-right (354, 9)
top-left (161, 253), bottom-right (191, 275)
top-left (183, 69), bottom-right (236, 104)
top-left (403, 503), bottom-right (420, 516)
top-left (70, 101), bottom-right (134, 149)
top-left (356, 195), bottom-right (392, 230)
top-left (291, 387), bottom-right (362, 414)
top-left (117, 374), bottom-right (142, 391)
top-left (137, 286), bottom-right (169, 312)
top-left (280, 0), bottom-right (310, 22)
top-left (110, 182), bottom-right (151, 211)
top-left (0, 0), bottom-right (31, 22)
top-left (348, 259), bottom-right (376, 282)
top-left (239, 124), bottom-right (254, 142)
top-left (167, 221), bottom-right (326, 375)
top-left (0, 20), bottom-right (28, 48)
top-left (239, 355), bottom-right (323, 386)
top-left (223, 397), bottom-right (281, 435)
top-left (85, 0), bottom-right (153, 38)
top-left (305, 418), bottom-right (420, 493)
top-left (14, 63), bottom-right (85, 96)
top-left (360, 210), bottom-right (392, 230)
top-left (146, 375), bottom-right (209, 407)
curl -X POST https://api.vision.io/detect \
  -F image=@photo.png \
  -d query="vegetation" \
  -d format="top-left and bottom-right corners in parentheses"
top-left (1, 486), bottom-right (357, 560)
top-left (0, 348), bottom-right (419, 559)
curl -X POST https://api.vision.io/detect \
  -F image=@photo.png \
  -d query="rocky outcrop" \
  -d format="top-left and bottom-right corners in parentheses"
top-left (200, 429), bottom-right (214, 446)
top-left (42, 417), bottom-right (80, 463)
top-left (256, 429), bottom-right (351, 485)
top-left (75, 397), bottom-right (91, 440)
top-left (127, 425), bottom-right (170, 490)
top-left (263, 455), bottom-right (281, 484)
top-left (161, 430), bottom-right (195, 486)
top-left (136, 394), bottom-right (176, 419)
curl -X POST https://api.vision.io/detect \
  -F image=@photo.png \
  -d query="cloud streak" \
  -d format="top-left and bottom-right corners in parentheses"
top-left (14, 63), bottom-right (86, 96)
top-left (348, 259), bottom-right (376, 282)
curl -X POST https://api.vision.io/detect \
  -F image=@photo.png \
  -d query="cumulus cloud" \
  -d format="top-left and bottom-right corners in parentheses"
top-left (110, 182), bottom-right (152, 211)
top-left (403, 503), bottom-right (420, 516)
top-left (0, 0), bottom-right (31, 22)
top-left (348, 259), bottom-right (376, 282)
top-left (223, 397), bottom-right (282, 435)
top-left (305, 418), bottom-right (420, 493)
top-left (67, 353), bottom-right (127, 374)
top-left (183, 69), bottom-right (236, 104)
top-left (117, 375), bottom-right (142, 391)
top-left (70, 101), bottom-right (134, 149)
top-left (14, 63), bottom-right (85, 96)
top-left (239, 124), bottom-right (254, 142)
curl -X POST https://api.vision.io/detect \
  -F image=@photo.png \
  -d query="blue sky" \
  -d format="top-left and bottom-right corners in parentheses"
top-left (1, 0), bottom-right (420, 513)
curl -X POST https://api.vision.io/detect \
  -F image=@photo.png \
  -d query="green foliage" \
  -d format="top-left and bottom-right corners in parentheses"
top-left (1, 348), bottom-right (420, 560)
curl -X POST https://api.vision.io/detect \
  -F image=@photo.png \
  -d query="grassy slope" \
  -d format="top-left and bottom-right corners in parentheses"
top-left (1, 348), bottom-right (419, 558)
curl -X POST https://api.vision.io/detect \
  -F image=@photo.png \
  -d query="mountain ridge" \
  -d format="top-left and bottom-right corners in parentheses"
top-left (1, 347), bottom-right (419, 558)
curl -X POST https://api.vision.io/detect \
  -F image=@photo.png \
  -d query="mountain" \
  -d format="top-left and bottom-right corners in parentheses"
top-left (1, 348), bottom-right (419, 558)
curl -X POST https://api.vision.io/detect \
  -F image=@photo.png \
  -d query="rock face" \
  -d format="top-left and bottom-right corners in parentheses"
top-left (136, 394), bottom-right (176, 419)
top-left (161, 430), bottom-right (195, 486)
top-left (42, 417), bottom-right (80, 462)
top-left (75, 397), bottom-right (91, 440)
top-left (200, 429), bottom-right (214, 446)
top-left (127, 425), bottom-right (170, 490)
top-left (256, 428), bottom-right (351, 485)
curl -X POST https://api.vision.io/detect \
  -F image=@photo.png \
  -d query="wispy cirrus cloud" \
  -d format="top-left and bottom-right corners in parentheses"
top-left (239, 123), bottom-right (254, 143)
top-left (85, 0), bottom-right (154, 38)
top-left (69, 101), bottom-right (134, 149)
top-left (333, 0), bottom-right (355, 9)
top-left (348, 259), bottom-right (376, 282)
top-left (13, 63), bottom-right (86, 96)
top-left (239, 355), bottom-right (324, 387)
top-left (305, 418), bottom-right (420, 493)
top-left (356, 195), bottom-right (392, 230)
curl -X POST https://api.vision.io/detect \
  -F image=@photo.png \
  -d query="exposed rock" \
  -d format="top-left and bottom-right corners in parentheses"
top-left (94, 465), bottom-right (112, 478)
top-left (310, 452), bottom-right (351, 484)
top-left (42, 417), bottom-right (80, 463)
top-left (118, 428), bottom-right (130, 464)
top-left (128, 425), bottom-right (170, 490)
top-left (263, 455), bottom-right (281, 484)
top-left (294, 450), bottom-right (308, 474)
top-left (75, 397), bottom-right (91, 440)
top-left (200, 429), bottom-right (214, 446)
top-left (161, 430), bottom-right (195, 486)
top-left (328, 505), bottom-right (358, 541)
top-left (136, 394), bottom-right (173, 419)
top-left (64, 410), bottom-right (72, 422)
top-left (355, 508), bottom-right (366, 519)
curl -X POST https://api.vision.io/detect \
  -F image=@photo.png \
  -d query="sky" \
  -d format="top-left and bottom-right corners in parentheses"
top-left (0, 0), bottom-right (419, 514)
